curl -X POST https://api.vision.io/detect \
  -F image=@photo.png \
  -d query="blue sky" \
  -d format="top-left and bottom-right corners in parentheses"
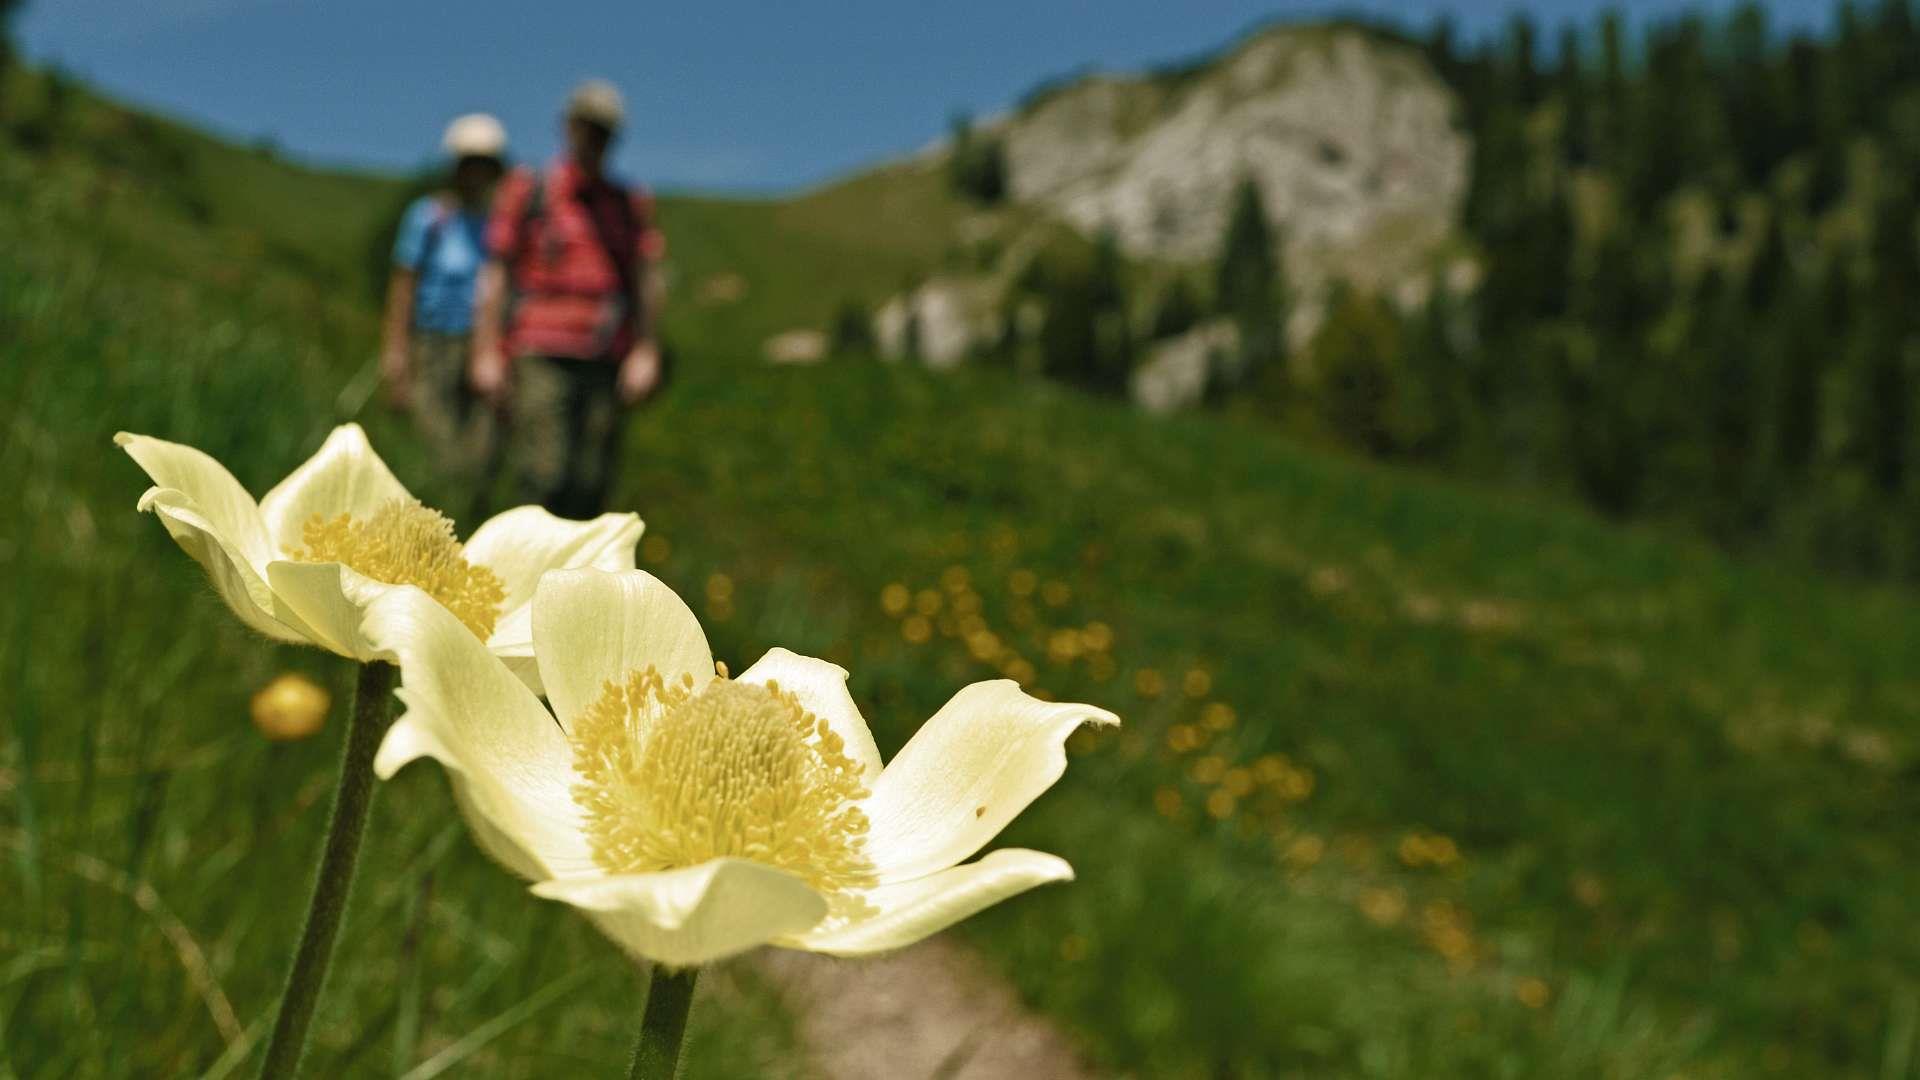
top-left (20, 1), bottom-right (1832, 193)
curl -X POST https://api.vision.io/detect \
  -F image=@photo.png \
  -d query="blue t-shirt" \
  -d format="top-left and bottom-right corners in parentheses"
top-left (392, 195), bottom-right (488, 334)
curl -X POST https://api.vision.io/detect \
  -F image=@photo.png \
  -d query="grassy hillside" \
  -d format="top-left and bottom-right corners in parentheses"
top-left (661, 157), bottom-right (1043, 362)
top-left (5, 83), bottom-right (1920, 1078)
top-left (0, 97), bottom-right (809, 1078)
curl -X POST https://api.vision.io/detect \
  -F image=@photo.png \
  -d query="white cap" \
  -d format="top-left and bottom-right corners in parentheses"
top-left (566, 79), bottom-right (626, 130)
top-left (442, 113), bottom-right (507, 159)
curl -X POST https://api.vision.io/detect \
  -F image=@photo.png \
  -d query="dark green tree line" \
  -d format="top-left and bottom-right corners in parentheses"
top-left (1374, 0), bottom-right (1920, 579)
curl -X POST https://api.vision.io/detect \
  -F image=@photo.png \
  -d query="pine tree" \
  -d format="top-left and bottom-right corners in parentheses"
top-left (829, 298), bottom-right (876, 357)
top-left (1427, 14), bottom-right (1460, 85)
top-left (1860, 190), bottom-right (1919, 495)
top-left (1702, 268), bottom-right (1763, 536)
top-left (948, 112), bottom-right (975, 195)
top-left (1634, 16), bottom-right (1728, 211)
top-left (1464, 102), bottom-right (1528, 235)
top-left (1481, 174), bottom-right (1573, 335)
top-left (1595, 9), bottom-right (1630, 171)
top-left (902, 306), bottom-right (925, 367)
top-left (1034, 250), bottom-right (1098, 387)
top-left (1556, 25), bottom-right (1591, 167)
top-left (1395, 276), bottom-right (1468, 461)
top-left (1213, 177), bottom-right (1285, 398)
top-left (1862, 318), bottom-right (1909, 496)
top-left (1149, 277), bottom-right (1202, 341)
top-left (1807, 37), bottom-right (1854, 212)
top-left (1567, 230), bottom-right (1653, 515)
top-left (1508, 13), bottom-right (1542, 110)
top-left (947, 112), bottom-right (1007, 204)
top-left (1726, 1), bottom-right (1784, 184)
top-left (1835, 0), bottom-right (1873, 129)
top-left (1779, 39), bottom-right (1823, 180)
top-left (897, 273), bottom-right (927, 367)
top-left (1880, 0), bottom-right (1919, 86)
top-left (1747, 211), bottom-right (1790, 313)
top-left (1310, 284), bottom-right (1403, 454)
top-left (1741, 211), bottom-right (1795, 506)
top-left (1772, 261), bottom-right (1836, 482)
top-left (1086, 229), bottom-right (1133, 394)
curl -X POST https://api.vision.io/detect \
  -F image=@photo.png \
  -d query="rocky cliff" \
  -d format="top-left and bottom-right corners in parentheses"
top-left (996, 22), bottom-right (1469, 292)
top-left (852, 21), bottom-right (1473, 412)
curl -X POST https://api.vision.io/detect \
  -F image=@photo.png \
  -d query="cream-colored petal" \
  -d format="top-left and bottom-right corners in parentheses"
top-left (736, 648), bottom-right (883, 783)
top-left (266, 558), bottom-right (537, 670)
top-left (781, 849), bottom-right (1072, 956)
top-left (376, 718), bottom-right (570, 881)
top-left (371, 712), bottom-right (449, 779)
top-left (493, 643), bottom-right (546, 695)
top-left (861, 681), bottom-right (1118, 883)
top-left (531, 569), bottom-right (714, 732)
top-left (135, 488), bottom-right (310, 644)
top-left (466, 506), bottom-right (644, 615)
top-left (486, 604), bottom-right (546, 693)
top-left (489, 602), bottom-right (534, 657)
top-left (115, 432), bottom-right (275, 568)
top-left (363, 586), bottom-right (597, 880)
top-left (256, 424), bottom-right (415, 555)
top-left (265, 559), bottom-right (396, 660)
top-left (531, 860), bottom-right (828, 967)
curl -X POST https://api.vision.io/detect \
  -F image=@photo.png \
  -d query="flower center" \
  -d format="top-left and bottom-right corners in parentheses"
top-left (569, 668), bottom-right (875, 897)
top-left (293, 499), bottom-right (505, 639)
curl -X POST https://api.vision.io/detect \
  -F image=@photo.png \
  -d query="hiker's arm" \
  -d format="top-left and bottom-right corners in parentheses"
top-left (470, 260), bottom-right (510, 401)
top-left (473, 169), bottom-right (529, 403)
top-left (635, 257), bottom-right (664, 347)
top-left (380, 269), bottom-right (416, 408)
top-left (618, 258), bottom-right (665, 406)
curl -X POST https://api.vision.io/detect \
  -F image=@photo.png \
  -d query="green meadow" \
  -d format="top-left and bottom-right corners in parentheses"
top-left (5, 79), bottom-right (1920, 1078)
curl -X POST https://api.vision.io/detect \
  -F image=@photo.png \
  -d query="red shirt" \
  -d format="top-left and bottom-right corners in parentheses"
top-left (487, 160), bottom-right (666, 361)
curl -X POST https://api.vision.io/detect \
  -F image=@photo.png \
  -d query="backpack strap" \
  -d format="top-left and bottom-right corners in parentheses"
top-left (527, 170), bottom-right (547, 223)
top-left (579, 179), bottom-right (639, 304)
top-left (520, 168), bottom-right (552, 265)
top-left (502, 170), bottom-right (548, 339)
top-left (416, 193), bottom-right (455, 273)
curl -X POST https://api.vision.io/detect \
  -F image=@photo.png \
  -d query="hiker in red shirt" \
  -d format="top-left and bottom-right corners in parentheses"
top-left (470, 79), bottom-right (666, 518)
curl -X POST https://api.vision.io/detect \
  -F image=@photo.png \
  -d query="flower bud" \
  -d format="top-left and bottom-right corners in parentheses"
top-left (251, 672), bottom-right (330, 741)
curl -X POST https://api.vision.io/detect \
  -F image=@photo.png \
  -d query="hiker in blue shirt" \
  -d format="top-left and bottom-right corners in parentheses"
top-left (380, 113), bottom-right (507, 492)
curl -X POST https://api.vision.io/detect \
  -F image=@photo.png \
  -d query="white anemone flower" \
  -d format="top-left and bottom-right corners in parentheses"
top-left (116, 424), bottom-right (641, 689)
top-left (365, 568), bottom-right (1119, 966)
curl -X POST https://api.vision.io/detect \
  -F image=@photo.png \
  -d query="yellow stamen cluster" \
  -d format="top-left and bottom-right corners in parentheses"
top-left (570, 667), bottom-right (875, 897)
top-left (294, 499), bottom-right (505, 639)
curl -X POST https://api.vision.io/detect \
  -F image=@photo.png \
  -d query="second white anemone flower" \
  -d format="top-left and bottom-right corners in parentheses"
top-left (116, 423), bottom-right (641, 689)
top-left (366, 568), bottom-right (1119, 966)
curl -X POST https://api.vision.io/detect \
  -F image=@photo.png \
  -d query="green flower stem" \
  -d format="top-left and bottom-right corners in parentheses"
top-left (258, 660), bottom-right (395, 1079)
top-left (628, 965), bottom-right (699, 1080)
